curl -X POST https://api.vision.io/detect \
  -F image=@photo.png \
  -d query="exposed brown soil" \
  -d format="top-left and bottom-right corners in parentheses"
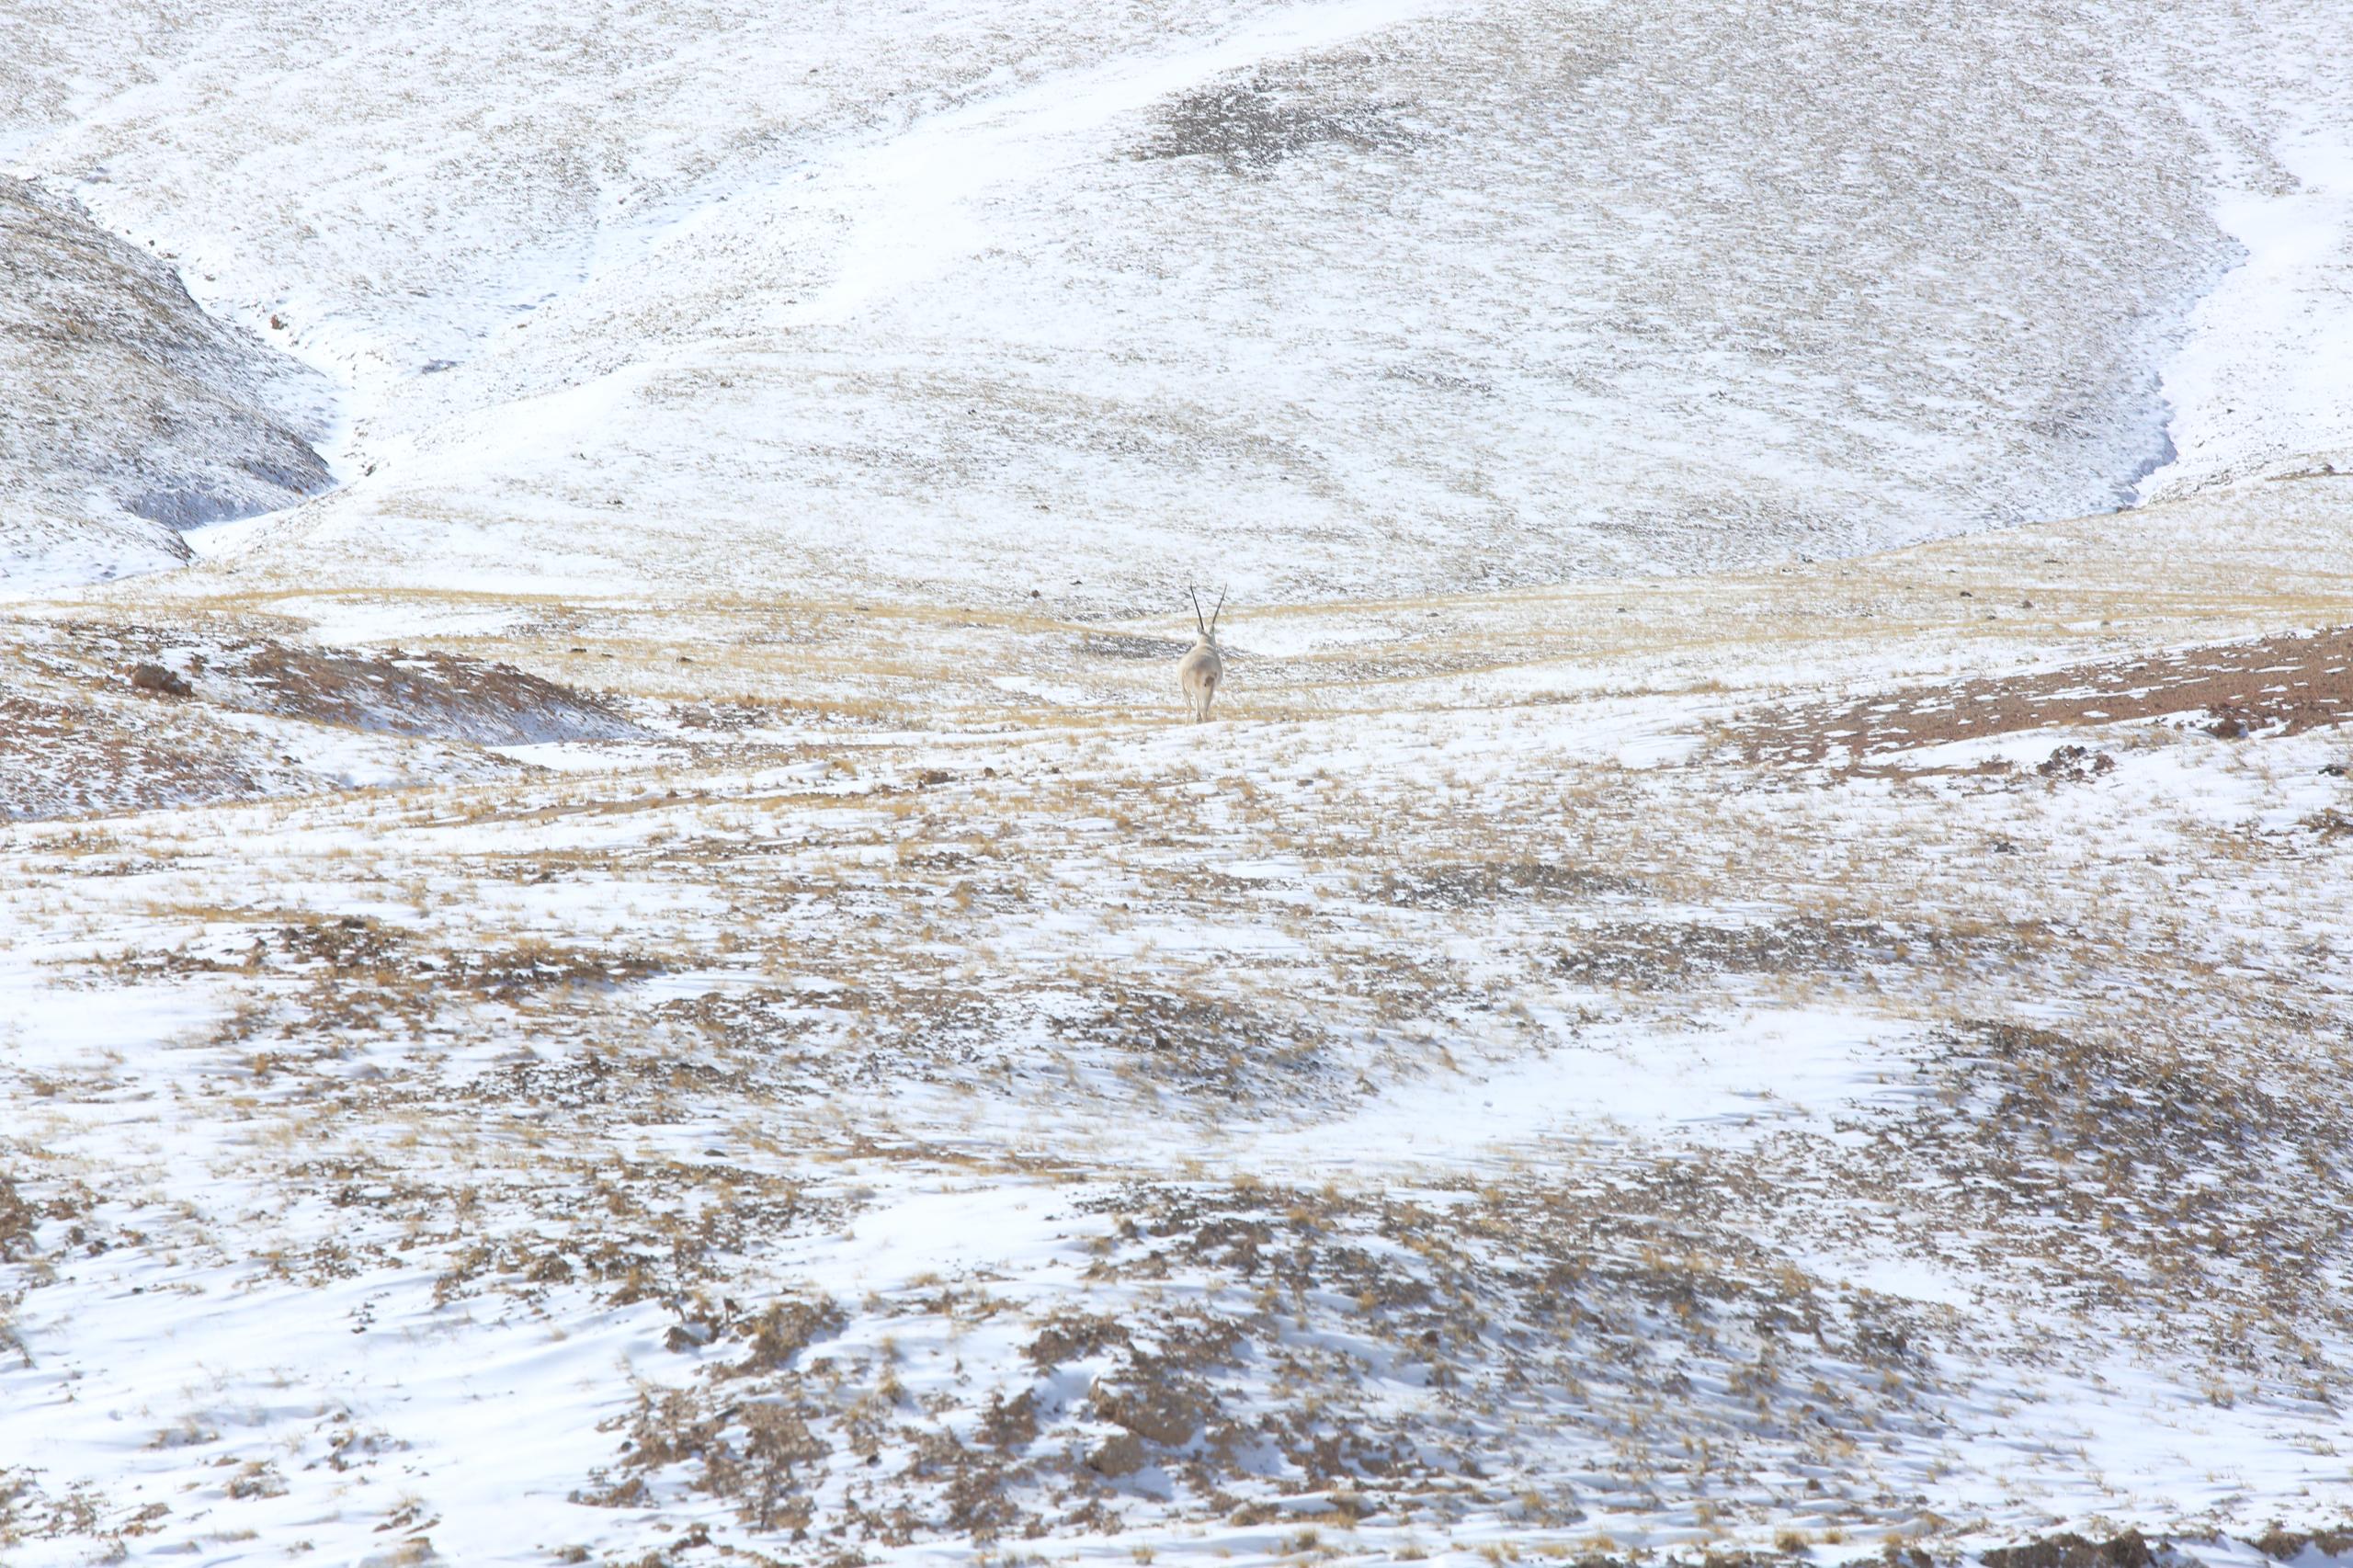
top-left (227, 641), bottom-right (634, 743)
top-left (1735, 624), bottom-right (2353, 767)
top-left (0, 690), bottom-right (267, 821)
top-left (50, 620), bottom-right (639, 745)
top-left (1, 619), bottom-right (649, 820)
top-left (2252, 1526), bottom-right (2353, 1560)
top-left (1554, 914), bottom-right (2022, 987)
top-left (0, 1172), bottom-right (35, 1260)
top-left (1376, 858), bottom-right (1643, 908)
top-left (1131, 68), bottom-right (1411, 175)
top-left (1980, 1529), bottom-right (2155, 1568)
top-left (1055, 985), bottom-right (1336, 1101)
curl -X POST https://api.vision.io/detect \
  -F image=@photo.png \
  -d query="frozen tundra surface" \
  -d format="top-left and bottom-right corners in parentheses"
top-left (5, 0), bottom-right (2353, 1563)
top-left (2, 474), bottom-right (2353, 1566)
top-left (1, 0), bottom-right (2348, 599)
top-left (0, 176), bottom-right (335, 594)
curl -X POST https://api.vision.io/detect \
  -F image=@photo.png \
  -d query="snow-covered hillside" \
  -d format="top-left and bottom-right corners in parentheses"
top-left (6, 0), bottom-right (2350, 602)
top-left (4, 3), bottom-right (2353, 1567)
top-left (0, 176), bottom-right (334, 592)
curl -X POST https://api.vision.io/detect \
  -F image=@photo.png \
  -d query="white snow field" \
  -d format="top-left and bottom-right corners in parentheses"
top-left (4, 0), bottom-right (2349, 603)
top-left (5, 1), bottom-right (2353, 1566)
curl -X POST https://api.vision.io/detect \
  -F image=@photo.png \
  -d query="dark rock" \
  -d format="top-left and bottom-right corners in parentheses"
top-left (130, 663), bottom-right (191, 697)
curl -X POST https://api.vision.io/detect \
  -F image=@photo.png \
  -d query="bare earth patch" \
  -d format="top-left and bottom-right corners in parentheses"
top-left (1734, 624), bottom-right (2353, 767)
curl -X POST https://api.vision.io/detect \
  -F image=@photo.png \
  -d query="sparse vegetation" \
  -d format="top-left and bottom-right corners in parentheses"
top-left (4, 94), bottom-right (2351, 1568)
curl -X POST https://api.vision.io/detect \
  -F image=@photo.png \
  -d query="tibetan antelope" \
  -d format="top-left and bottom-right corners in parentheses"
top-left (1177, 587), bottom-right (1226, 722)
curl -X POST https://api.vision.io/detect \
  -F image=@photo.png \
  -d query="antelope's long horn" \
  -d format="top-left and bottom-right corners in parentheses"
top-left (1188, 586), bottom-right (1207, 638)
top-left (1211, 588), bottom-right (1227, 634)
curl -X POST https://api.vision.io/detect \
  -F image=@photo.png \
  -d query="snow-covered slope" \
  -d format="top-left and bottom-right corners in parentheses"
top-left (6, 0), bottom-right (2349, 605)
top-left (0, 176), bottom-right (334, 593)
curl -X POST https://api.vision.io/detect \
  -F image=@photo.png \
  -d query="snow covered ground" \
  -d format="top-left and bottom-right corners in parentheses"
top-left (5, 477), bottom-right (2350, 1567)
top-left (6, 0), bottom-right (2351, 603)
top-left (5, 1), bottom-right (2353, 1565)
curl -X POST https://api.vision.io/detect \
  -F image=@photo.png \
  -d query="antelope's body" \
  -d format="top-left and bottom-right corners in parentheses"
top-left (1177, 587), bottom-right (1228, 722)
top-left (1177, 637), bottom-right (1223, 722)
